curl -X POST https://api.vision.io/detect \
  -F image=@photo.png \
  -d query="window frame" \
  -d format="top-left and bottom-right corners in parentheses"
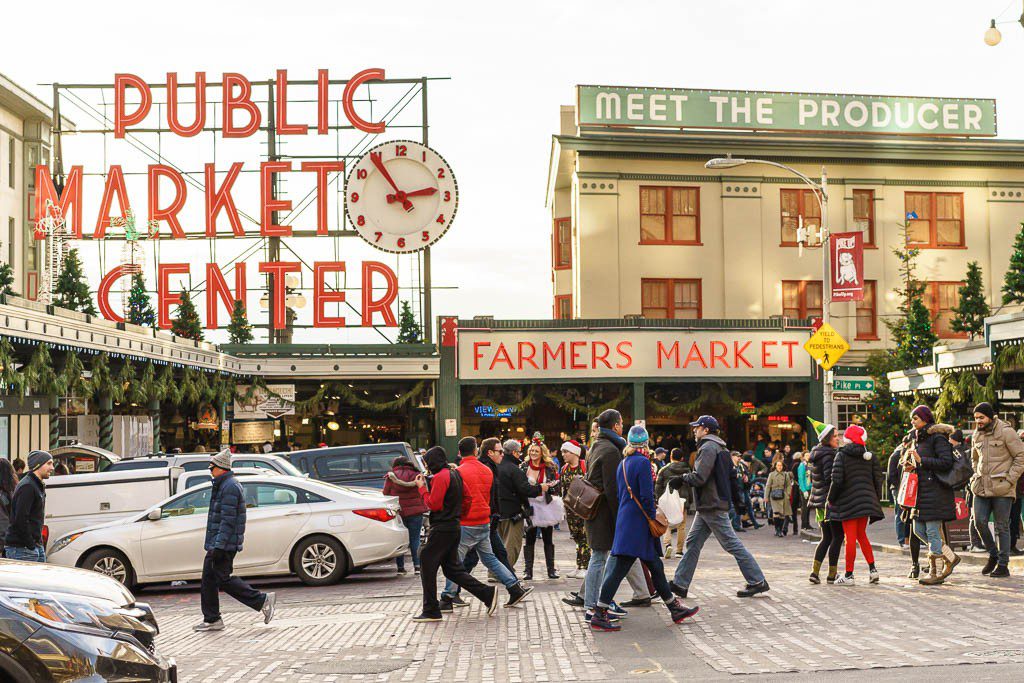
top-left (7, 138), bottom-right (14, 189)
top-left (638, 186), bottom-right (702, 245)
top-left (855, 280), bottom-right (878, 340)
top-left (904, 191), bottom-right (966, 248)
top-left (781, 280), bottom-right (824, 320)
top-left (552, 217), bottom-right (571, 270)
top-left (780, 188), bottom-right (821, 247)
top-left (640, 278), bottom-right (702, 320)
top-left (924, 280), bottom-right (967, 340)
top-left (851, 189), bottom-right (876, 248)
top-left (554, 294), bottom-right (572, 320)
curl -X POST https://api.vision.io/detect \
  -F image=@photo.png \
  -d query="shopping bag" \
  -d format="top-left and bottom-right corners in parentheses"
top-left (897, 471), bottom-right (918, 508)
top-left (954, 496), bottom-right (969, 520)
top-left (529, 495), bottom-right (565, 528)
top-left (658, 488), bottom-right (686, 527)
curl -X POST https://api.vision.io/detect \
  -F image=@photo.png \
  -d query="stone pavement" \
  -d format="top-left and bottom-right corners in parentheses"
top-left (144, 522), bottom-right (1024, 681)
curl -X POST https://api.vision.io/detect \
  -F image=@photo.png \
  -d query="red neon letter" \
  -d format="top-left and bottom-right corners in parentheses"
top-left (473, 342), bottom-right (491, 371)
top-left (761, 341), bottom-right (779, 369)
top-left (114, 74), bottom-right (151, 138)
top-left (260, 161), bottom-right (293, 237)
top-left (148, 164), bottom-right (187, 238)
top-left (275, 69), bottom-right (308, 135)
top-left (518, 342), bottom-right (539, 370)
top-left (259, 261), bottom-right (301, 330)
top-left (205, 162), bottom-right (245, 237)
top-left (313, 261), bottom-right (346, 327)
top-left (615, 341), bottom-right (633, 369)
top-left (317, 69), bottom-right (330, 135)
top-left (94, 165), bottom-right (131, 239)
top-left (710, 341), bottom-right (731, 368)
top-left (592, 341), bottom-right (612, 369)
top-left (734, 341), bottom-right (753, 369)
top-left (166, 72), bottom-right (206, 137)
top-left (158, 263), bottom-right (190, 329)
top-left (361, 261), bottom-right (398, 326)
top-left (222, 73), bottom-right (260, 138)
top-left (342, 68), bottom-right (386, 134)
top-left (682, 342), bottom-right (708, 369)
top-left (97, 266), bottom-right (128, 323)
top-left (490, 343), bottom-right (514, 371)
top-left (35, 165), bottom-right (83, 239)
top-left (782, 340), bottom-right (800, 368)
top-left (657, 341), bottom-right (679, 369)
top-left (301, 161), bottom-right (345, 235)
top-left (205, 262), bottom-right (246, 329)
top-left (570, 341), bottom-right (586, 370)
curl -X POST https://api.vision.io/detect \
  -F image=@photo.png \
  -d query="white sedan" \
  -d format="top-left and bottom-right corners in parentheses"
top-left (47, 475), bottom-right (409, 588)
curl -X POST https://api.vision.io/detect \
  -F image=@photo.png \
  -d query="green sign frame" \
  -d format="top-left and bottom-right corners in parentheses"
top-left (577, 86), bottom-right (997, 137)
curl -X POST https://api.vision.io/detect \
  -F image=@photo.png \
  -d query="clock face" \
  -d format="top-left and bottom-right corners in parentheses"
top-left (345, 140), bottom-right (458, 253)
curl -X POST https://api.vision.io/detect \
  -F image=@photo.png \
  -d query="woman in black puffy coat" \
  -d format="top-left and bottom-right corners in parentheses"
top-left (828, 425), bottom-right (884, 586)
top-left (807, 424), bottom-right (843, 584)
top-left (902, 405), bottom-right (959, 585)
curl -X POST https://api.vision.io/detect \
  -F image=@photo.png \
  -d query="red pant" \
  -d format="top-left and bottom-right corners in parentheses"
top-left (842, 517), bottom-right (874, 573)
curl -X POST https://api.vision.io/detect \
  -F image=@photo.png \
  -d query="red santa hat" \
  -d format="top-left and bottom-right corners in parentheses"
top-left (560, 440), bottom-right (582, 457)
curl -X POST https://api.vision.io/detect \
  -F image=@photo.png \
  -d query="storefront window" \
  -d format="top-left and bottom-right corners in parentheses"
top-left (836, 403), bottom-right (869, 428)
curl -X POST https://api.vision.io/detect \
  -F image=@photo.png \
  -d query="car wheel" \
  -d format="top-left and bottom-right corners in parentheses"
top-left (292, 536), bottom-right (347, 586)
top-left (81, 549), bottom-right (135, 588)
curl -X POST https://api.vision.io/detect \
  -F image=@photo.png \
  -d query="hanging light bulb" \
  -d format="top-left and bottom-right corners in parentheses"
top-left (985, 19), bottom-right (1002, 45)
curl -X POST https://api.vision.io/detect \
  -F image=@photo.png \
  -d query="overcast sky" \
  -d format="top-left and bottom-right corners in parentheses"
top-left (3, 0), bottom-right (1022, 341)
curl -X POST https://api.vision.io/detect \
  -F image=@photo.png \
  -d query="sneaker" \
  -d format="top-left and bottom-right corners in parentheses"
top-left (261, 592), bottom-right (277, 625)
top-left (869, 569), bottom-right (879, 584)
top-left (450, 595), bottom-right (469, 608)
top-left (667, 599), bottom-right (700, 624)
top-left (412, 612), bottom-right (443, 623)
top-left (982, 556), bottom-right (998, 575)
top-left (561, 591), bottom-right (583, 607)
top-left (607, 602), bottom-right (628, 617)
top-left (438, 596), bottom-right (454, 613)
top-left (414, 567), bottom-right (421, 576)
top-left (620, 596), bottom-right (652, 608)
top-left (664, 546), bottom-right (674, 559)
top-left (669, 581), bottom-right (688, 599)
top-left (737, 580), bottom-right (770, 597)
top-left (397, 567), bottom-right (408, 575)
top-left (193, 619), bottom-right (225, 632)
top-left (584, 610), bottom-right (620, 622)
top-left (506, 583), bottom-right (535, 608)
top-left (808, 573), bottom-right (820, 585)
top-left (487, 588), bottom-right (500, 616)
top-left (589, 607), bottom-right (621, 632)
top-left (834, 574), bottom-right (855, 586)
top-left (826, 575), bottom-right (837, 585)
top-left (990, 564), bottom-right (1011, 578)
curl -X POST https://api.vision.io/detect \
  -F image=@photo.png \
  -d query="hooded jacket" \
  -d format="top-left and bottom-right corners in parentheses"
top-left (676, 434), bottom-right (736, 513)
top-left (828, 443), bottom-right (884, 523)
top-left (970, 417), bottom-right (1024, 499)
top-left (904, 423), bottom-right (956, 522)
top-left (806, 443), bottom-right (836, 511)
top-left (383, 463), bottom-right (429, 517)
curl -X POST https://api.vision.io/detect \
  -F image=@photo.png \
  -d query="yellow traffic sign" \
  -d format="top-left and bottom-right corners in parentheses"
top-left (803, 322), bottom-right (849, 371)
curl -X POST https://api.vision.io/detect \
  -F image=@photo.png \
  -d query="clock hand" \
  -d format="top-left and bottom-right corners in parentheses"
top-left (370, 152), bottom-right (414, 212)
top-left (386, 187), bottom-right (437, 205)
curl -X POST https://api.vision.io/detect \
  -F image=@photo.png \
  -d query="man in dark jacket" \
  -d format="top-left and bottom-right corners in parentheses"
top-left (4, 450), bottom-right (54, 562)
top-left (669, 416), bottom-right (768, 599)
top-left (494, 439), bottom-right (543, 571)
top-left (195, 450), bottom-right (276, 632)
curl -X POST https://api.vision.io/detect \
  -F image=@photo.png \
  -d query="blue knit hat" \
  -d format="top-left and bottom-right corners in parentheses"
top-left (627, 425), bottom-right (649, 446)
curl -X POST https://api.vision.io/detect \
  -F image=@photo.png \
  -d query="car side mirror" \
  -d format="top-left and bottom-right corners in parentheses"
top-left (147, 509), bottom-right (162, 521)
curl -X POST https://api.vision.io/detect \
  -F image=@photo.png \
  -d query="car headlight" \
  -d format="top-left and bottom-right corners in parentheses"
top-left (0, 590), bottom-right (157, 638)
top-left (48, 533), bottom-right (83, 555)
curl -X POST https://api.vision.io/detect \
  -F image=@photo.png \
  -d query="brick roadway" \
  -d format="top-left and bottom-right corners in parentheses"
top-left (143, 522), bottom-right (1024, 681)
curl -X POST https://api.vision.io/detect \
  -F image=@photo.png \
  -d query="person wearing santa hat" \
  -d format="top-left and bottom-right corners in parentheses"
top-left (827, 425), bottom-right (884, 585)
top-left (559, 440), bottom-right (590, 579)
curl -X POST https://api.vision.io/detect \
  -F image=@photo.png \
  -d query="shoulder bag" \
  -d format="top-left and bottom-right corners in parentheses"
top-left (564, 476), bottom-right (602, 520)
top-left (621, 459), bottom-right (669, 537)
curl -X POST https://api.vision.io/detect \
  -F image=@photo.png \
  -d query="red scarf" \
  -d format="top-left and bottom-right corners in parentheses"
top-left (528, 459), bottom-right (547, 483)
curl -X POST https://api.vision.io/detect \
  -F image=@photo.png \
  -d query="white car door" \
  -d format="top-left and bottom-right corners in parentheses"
top-left (139, 487), bottom-right (213, 580)
top-left (233, 482), bottom-right (311, 571)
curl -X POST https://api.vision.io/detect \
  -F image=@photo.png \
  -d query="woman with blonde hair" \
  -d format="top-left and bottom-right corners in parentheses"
top-left (521, 441), bottom-right (561, 580)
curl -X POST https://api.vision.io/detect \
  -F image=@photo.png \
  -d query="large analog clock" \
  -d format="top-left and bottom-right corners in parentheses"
top-left (345, 140), bottom-right (458, 253)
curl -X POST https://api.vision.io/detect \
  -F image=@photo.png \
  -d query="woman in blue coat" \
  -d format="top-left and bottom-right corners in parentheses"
top-left (591, 426), bottom-right (699, 631)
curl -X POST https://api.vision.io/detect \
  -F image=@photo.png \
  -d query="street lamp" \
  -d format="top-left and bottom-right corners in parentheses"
top-left (705, 156), bottom-right (834, 426)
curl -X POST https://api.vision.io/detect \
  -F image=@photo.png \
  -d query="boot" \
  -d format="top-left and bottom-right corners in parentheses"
top-left (505, 582), bottom-right (534, 608)
top-left (546, 552), bottom-right (559, 580)
top-left (809, 560), bottom-right (822, 584)
top-left (589, 606), bottom-right (621, 632)
top-left (919, 554), bottom-right (944, 585)
top-left (667, 598), bottom-right (700, 624)
top-left (907, 563), bottom-right (920, 579)
top-left (982, 556), bottom-right (998, 575)
top-left (939, 545), bottom-right (961, 579)
top-left (523, 543), bottom-right (534, 581)
top-left (826, 565), bottom-right (838, 584)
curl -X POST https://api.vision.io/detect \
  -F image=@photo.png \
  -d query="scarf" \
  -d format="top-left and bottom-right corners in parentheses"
top-left (528, 459), bottom-right (547, 483)
top-left (600, 427), bottom-right (627, 450)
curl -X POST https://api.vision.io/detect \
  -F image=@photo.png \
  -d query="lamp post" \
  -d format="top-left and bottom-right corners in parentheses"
top-left (705, 156), bottom-right (833, 425)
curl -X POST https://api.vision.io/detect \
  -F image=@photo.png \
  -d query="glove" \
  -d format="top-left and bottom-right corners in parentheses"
top-left (668, 476), bottom-right (685, 492)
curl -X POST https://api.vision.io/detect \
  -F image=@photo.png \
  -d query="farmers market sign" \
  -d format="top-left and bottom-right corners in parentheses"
top-left (577, 86), bottom-right (997, 137)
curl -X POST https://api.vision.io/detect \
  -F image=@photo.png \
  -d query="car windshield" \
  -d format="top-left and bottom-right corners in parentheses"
top-left (272, 458), bottom-right (305, 478)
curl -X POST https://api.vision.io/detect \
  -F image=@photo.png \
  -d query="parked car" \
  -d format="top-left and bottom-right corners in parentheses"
top-left (287, 442), bottom-right (417, 488)
top-left (50, 444), bottom-right (121, 474)
top-left (48, 475), bottom-right (408, 589)
top-left (0, 559), bottom-right (175, 681)
top-left (106, 452), bottom-right (305, 477)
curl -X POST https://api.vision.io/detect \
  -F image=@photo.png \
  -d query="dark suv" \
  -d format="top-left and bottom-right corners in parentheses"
top-left (288, 442), bottom-right (417, 488)
top-left (0, 559), bottom-right (176, 681)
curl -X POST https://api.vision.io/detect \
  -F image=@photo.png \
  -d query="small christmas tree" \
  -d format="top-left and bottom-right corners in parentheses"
top-left (227, 299), bottom-right (253, 344)
top-left (53, 248), bottom-right (97, 315)
top-left (171, 292), bottom-right (204, 341)
top-left (0, 261), bottom-right (17, 298)
top-left (396, 300), bottom-right (422, 344)
top-left (1003, 222), bottom-right (1024, 305)
top-left (886, 216), bottom-right (937, 368)
top-left (863, 352), bottom-right (908, 465)
top-left (951, 261), bottom-right (990, 340)
top-left (126, 273), bottom-right (157, 327)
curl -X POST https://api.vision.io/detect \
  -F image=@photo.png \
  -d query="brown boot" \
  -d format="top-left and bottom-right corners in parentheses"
top-left (940, 545), bottom-right (961, 579)
top-left (919, 554), bottom-right (945, 585)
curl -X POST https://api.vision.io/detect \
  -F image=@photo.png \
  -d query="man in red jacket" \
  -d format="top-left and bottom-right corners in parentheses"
top-left (440, 437), bottom-right (533, 612)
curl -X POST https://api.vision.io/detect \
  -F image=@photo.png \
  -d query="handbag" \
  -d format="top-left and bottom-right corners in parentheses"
top-left (621, 459), bottom-right (669, 537)
top-left (937, 446), bottom-right (974, 490)
top-left (770, 489), bottom-right (785, 501)
top-left (897, 470), bottom-right (918, 508)
top-left (564, 476), bottom-right (602, 521)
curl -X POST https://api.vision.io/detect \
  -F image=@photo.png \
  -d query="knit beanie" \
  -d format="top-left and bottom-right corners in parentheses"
top-left (627, 425), bottom-right (649, 446)
top-left (27, 450), bottom-right (53, 472)
top-left (911, 405), bottom-right (934, 424)
top-left (973, 402), bottom-right (996, 420)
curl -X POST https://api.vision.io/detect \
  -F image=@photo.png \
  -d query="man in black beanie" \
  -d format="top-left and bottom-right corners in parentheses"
top-left (971, 402), bottom-right (1024, 575)
top-left (5, 450), bottom-right (54, 562)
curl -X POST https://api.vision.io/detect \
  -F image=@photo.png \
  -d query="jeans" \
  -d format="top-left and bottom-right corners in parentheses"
top-left (1010, 497), bottom-right (1022, 548)
top-left (442, 524), bottom-right (517, 598)
top-left (201, 550), bottom-right (266, 623)
top-left (597, 554), bottom-right (673, 608)
top-left (913, 518), bottom-right (943, 554)
top-left (419, 525), bottom-right (492, 617)
top-left (742, 490), bottom-right (760, 527)
top-left (891, 490), bottom-right (908, 543)
top-left (973, 495), bottom-right (1013, 565)
top-left (580, 554), bottom-right (649, 608)
top-left (470, 520), bottom-right (515, 581)
top-left (4, 545), bottom-right (45, 563)
top-left (396, 514), bottom-right (424, 571)
top-left (674, 511), bottom-right (765, 589)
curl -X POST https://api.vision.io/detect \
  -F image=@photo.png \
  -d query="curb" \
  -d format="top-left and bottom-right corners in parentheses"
top-left (798, 528), bottom-right (1024, 569)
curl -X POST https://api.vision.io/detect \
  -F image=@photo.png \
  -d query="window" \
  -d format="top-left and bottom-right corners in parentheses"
top-left (905, 192), bottom-right (964, 247)
top-left (924, 281), bottom-right (966, 339)
top-left (781, 280), bottom-right (823, 320)
top-left (183, 474), bottom-right (212, 490)
top-left (7, 138), bottom-right (13, 189)
top-left (243, 483), bottom-right (300, 507)
top-left (553, 218), bottom-right (571, 269)
top-left (316, 453), bottom-right (361, 478)
top-left (780, 189), bottom-right (820, 246)
top-left (234, 459), bottom-right (277, 472)
top-left (554, 294), bottom-right (572, 320)
top-left (161, 488), bottom-right (213, 518)
top-left (836, 403), bottom-right (870, 430)
top-left (852, 190), bottom-right (875, 246)
top-left (7, 217), bottom-right (13, 264)
top-left (639, 186), bottom-right (700, 244)
top-left (641, 279), bottom-right (701, 319)
top-left (365, 452), bottom-right (401, 474)
top-left (856, 281), bottom-right (878, 339)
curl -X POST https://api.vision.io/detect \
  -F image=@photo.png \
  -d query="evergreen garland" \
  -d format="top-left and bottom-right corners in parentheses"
top-left (53, 249), bottom-right (98, 316)
top-left (158, 364), bottom-right (181, 404)
top-left (136, 362), bottom-right (162, 403)
top-left (293, 380), bottom-right (429, 415)
top-left (23, 343), bottom-right (64, 397)
top-left (227, 300), bottom-right (253, 344)
top-left (114, 360), bottom-right (135, 404)
top-left (0, 338), bottom-right (25, 395)
top-left (951, 262), bottom-right (990, 340)
top-left (126, 273), bottom-right (157, 328)
top-left (90, 353), bottom-right (115, 400)
top-left (171, 292), bottom-right (204, 341)
top-left (1003, 222), bottom-right (1024, 305)
top-left (60, 350), bottom-right (91, 397)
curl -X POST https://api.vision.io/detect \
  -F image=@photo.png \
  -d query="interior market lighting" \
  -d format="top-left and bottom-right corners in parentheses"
top-left (326, 421), bottom-right (340, 431)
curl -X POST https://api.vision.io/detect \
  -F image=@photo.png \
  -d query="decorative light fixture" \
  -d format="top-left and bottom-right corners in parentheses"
top-left (985, 19), bottom-right (1003, 45)
top-left (326, 420), bottom-right (340, 431)
top-left (273, 428), bottom-right (281, 437)
top-left (301, 418), bottom-right (310, 425)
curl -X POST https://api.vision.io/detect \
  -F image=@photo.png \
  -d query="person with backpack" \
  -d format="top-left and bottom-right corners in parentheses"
top-left (969, 402), bottom-right (1024, 577)
top-left (668, 416), bottom-right (769, 599)
top-left (827, 425), bottom-right (884, 586)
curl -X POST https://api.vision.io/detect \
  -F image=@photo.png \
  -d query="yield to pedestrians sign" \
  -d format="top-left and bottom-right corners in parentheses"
top-left (803, 323), bottom-right (849, 371)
